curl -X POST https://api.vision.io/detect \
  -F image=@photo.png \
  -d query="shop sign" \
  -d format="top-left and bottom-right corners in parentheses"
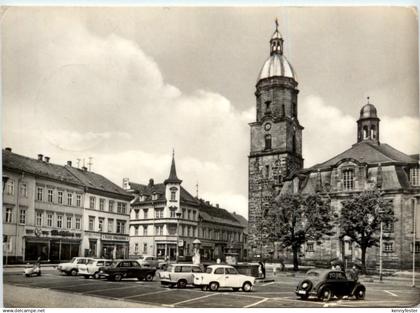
top-left (51, 230), bottom-right (81, 238)
top-left (101, 234), bottom-right (128, 241)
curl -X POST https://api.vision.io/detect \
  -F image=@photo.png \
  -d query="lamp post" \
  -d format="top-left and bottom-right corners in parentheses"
top-left (378, 208), bottom-right (385, 282)
top-left (413, 198), bottom-right (417, 288)
top-left (176, 212), bottom-right (182, 263)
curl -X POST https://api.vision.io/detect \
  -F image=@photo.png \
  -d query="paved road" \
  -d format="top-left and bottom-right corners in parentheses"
top-left (3, 269), bottom-right (419, 308)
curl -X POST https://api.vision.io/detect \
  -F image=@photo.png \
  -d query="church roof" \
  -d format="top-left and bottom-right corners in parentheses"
top-left (257, 54), bottom-right (296, 82)
top-left (308, 141), bottom-right (418, 171)
top-left (164, 153), bottom-right (182, 184)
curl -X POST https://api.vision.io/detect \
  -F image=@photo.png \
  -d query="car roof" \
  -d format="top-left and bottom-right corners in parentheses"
top-left (172, 263), bottom-right (201, 266)
top-left (207, 265), bottom-right (234, 269)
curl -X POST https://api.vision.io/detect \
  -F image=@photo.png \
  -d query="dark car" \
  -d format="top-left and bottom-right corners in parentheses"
top-left (295, 269), bottom-right (366, 302)
top-left (100, 260), bottom-right (156, 282)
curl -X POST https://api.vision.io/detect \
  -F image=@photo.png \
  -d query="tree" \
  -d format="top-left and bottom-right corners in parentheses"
top-left (264, 193), bottom-right (336, 271)
top-left (339, 190), bottom-right (396, 274)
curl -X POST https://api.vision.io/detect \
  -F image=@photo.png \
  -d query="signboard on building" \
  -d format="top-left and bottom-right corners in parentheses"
top-left (101, 234), bottom-right (129, 241)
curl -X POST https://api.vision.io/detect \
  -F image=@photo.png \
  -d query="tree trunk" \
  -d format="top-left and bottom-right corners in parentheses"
top-left (292, 245), bottom-right (299, 271)
top-left (361, 246), bottom-right (367, 274)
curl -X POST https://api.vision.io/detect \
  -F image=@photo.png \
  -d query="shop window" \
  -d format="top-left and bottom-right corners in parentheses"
top-left (47, 189), bottom-right (53, 203)
top-left (58, 191), bottom-right (63, 204)
top-left (343, 169), bottom-right (354, 191)
top-left (37, 187), bottom-right (43, 201)
top-left (19, 209), bottom-right (26, 224)
top-left (4, 208), bottom-right (13, 223)
top-left (3, 235), bottom-right (12, 252)
top-left (57, 215), bottom-right (63, 228)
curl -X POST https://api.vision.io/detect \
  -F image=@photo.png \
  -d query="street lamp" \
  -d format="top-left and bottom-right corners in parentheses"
top-left (412, 198), bottom-right (417, 288)
top-left (378, 208), bottom-right (385, 282)
top-left (176, 212), bottom-right (182, 263)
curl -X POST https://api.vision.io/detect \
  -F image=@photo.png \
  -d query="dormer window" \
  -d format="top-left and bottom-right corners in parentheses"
top-left (410, 168), bottom-right (420, 186)
top-left (152, 193), bottom-right (158, 201)
top-left (343, 169), bottom-right (354, 191)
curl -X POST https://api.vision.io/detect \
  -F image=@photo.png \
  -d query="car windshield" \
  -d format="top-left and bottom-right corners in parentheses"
top-left (205, 267), bottom-right (213, 274)
top-left (166, 265), bottom-right (173, 272)
top-left (70, 257), bottom-right (76, 263)
top-left (306, 271), bottom-right (320, 277)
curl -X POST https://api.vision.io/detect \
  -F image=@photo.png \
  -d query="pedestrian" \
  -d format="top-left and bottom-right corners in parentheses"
top-left (258, 261), bottom-right (266, 279)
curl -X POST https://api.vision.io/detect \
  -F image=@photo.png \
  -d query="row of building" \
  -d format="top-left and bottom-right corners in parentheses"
top-left (2, 149), bottom-right (247, 263)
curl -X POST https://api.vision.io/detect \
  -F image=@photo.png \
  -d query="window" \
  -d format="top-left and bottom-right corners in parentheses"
top-left (135, 243), bottom-right (139, 253)
top-left (75, 217), bottom-right (81, 230)
top-left (155, 209), bottom-right (163, 219)
top-left (58, 191), bottom-right (63, 204)
top-left (99, 199), bottom-right (105, 211)
top-left (214, 268), bottom-right (224, 275)
top-left (89, 196), bottom-right (95, 209)
top-left (152, 193), bottom-right (158, 201)
top-left (226, 267), bottom-right (238, 275)
top-left (66, 216), bottom-right (72, 229)
top-left (6, 180), bottom-right (14, 195)
top-left (306, 243), bottom-right (314, 252)
top-left (4, 208), bottom-right (13, 223)
top-left (20, 183), bottom-right (28, 198)
top-left (383, 220), bottom-right (394, 233)
top-left (109, 200), bottom-right (114, 212)
top-left (410, 168), bottom-right (420, 186)
top-left (155, 225), bottom-right (163, 236)
top-left (188, 226), bottom-right (192, 237)
top-left (98, 218), bottom-right (104, 232)
top-left (384, 242), bottom-right (393, 252)
top-left (187, 210), bottom-right (191, 220)
top-left (47, 189), bottom-right (53, 202)
top-left (76, 194), bottom-right (82, 207)
top-left (19, 209), bottom-right (26, 224)
top-left (35, 212), bottom-right (42, 226)
top-left (89, 216), bottom-right (95, 231)
top-left (265, 134), bottom-right (272, 150)
top-left (170, 209), bottom-right (176, 218)
top-left (265, 165), bottom-right (270, 178)
top-left (143, 243), bottom-right (147, 254)
top-left (108, 219), bottom-right (114, 233)
top-left (134, 210), bottom-right (139, 219)
top-left (182, 208), bottom-right (186, 219)
top-left (117, 202), bottom-right (122, 213)
top-left (67, 193), bottom-right (73, 206)
top-left (171, 191), bottom-right (176, 201)
top-left (37, 187), bottom-right (43, 201)
top-left (143, 209), bottom-right (148, 219)
top-left (57, 215), bottom-right (63, 228)
top-left (134, 226), bottom-right (139, 235)
top-left (116, 220), bottom-right (125, 234)
top-left (343, 169), bottom-right (354, 190)
top-left (281, 104), bottom-right (285, 117)
top-left (121, 203), bottom-right (127, 214)
top-left (192, 211), bottom-right (196, 221)
top-left (143, 225), bottom-right (148, 236)
top-left (411, 242), bottom-right (420, 253)
top-left (47, 214), bottom-right (53, 227)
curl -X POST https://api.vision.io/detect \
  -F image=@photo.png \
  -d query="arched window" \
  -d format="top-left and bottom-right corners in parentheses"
top-left (281, 104), bottom-right (285, 117)
top-left (363, 126), bottom-right (369, 139)
top-left (265, 134), bottom-right (272, 150)
top-left (370, 125), bottom-right (376, 139)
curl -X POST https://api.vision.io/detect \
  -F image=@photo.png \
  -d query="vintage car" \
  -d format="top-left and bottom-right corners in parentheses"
top-left (99, 260), bottom-right (156, 281)
top-left (159, 263), bottom-right (203, 288)
top-left (57, 257), bottom-right (94, 276)
top-left (193, 264), bottom-right (256, 292)
top-left (295, 269), bottom-right (366, 301)
top-left (136, 255), bottom-right (159, 268)
top-left (78, 259), bottom-right (113, 279)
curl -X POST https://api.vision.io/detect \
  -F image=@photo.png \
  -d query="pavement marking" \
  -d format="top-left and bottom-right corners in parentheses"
top-left (83, 285), bottom-right (136, 294)
top-left (169, 293), bottom-right (218, 306)
top-left (271, 297), bottom-right (325, 305)
top-left (384, 290), bottom-right (399, 297)
top-left (243, 298), bottom-right (269, 308)
top-left (122, 289), bottom-right (173, 299)
top-left (260, 282), bottom-right (276, 287)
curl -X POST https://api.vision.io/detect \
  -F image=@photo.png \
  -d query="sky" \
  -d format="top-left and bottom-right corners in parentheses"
top-left (2, 6), bottom-right (419, 218)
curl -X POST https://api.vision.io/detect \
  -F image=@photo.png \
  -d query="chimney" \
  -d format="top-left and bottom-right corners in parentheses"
top-left (149, 178), bottom-right (154, 187)
top-left (82, 166), bottom-right (87, 172)
top-left (205, 201), bottom-right (210, 205)
top-left (216, 204), bottom-right (219, 208)
top-left (44, 156), bottom-right (50, 163)
top-left (67, 161), bottom-right (72, 166)
top-left (5, 147), bottom-right (12, 152)
top-left (37, 154), bottom-right (43, 161)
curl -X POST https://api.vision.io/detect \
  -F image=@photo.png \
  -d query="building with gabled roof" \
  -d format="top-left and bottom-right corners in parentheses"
top-left (127, 153), bottom-right (246, 261)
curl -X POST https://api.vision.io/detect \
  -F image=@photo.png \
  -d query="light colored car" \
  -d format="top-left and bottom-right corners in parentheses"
top-left (193, 265), bottom-right (256, 292)
top-left (137, 255), bottom-right (159, 268)
top-left (159, 264), bottom-right (203, 288)
top-left (57, 257), bottom-right (94, 276)
top-left (78, 259), bottom-right (113, 279)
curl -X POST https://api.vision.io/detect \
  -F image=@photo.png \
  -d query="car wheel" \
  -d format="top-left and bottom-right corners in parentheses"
top-left (113, 274), bottom-right (122, 281)
top-left (201, 286), bottom-right (208, 291)
top-left (145, 273), bottom-right (154, 282)
top-left (93, 272), bottom-right (100, 279)
top-left (299, 294), bottom-right (309, 300)
top-left (209, 282), bottom-right (219, 292)
top-left (355, 287), bottom-right (365, 300)
top-left (177, 279), bottom-right (187, 288)
top-left (70, 269), bottom-right (78, 276)
top-left (232, 288), bottom-right (240, 292)
top-left (320, 287), bottom-right (332, 302)
top-left (25, 274), bottom-right (30, 277)
top-left (242, 282), bottom-right (252, 292)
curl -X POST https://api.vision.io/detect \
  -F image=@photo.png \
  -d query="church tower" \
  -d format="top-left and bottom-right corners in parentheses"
top-left (357, 97), bottom-right (380, 144)
top-left (248, 21), bottom-right (304, 257)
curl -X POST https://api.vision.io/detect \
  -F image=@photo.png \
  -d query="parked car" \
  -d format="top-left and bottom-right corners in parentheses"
top-left (157, 259), bottom-right (169, 270)
top-left (99, 260), bottom-right (156, 281)
top-left (193, 264), bottom-right (256, 292)
top-left (159, 263), bottom-right (203, 288)
top-left (78, 259), bottom-right (113, 279)
top-left (295, 269), bottom-right (366, 301)
top-left (57, 257), bottom-right (94, 276)
top-left (136, 255), bottom-right (159, 268)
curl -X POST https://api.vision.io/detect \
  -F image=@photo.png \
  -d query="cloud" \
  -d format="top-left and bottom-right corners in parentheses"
top-left (381, 116), bottom-right (420, 154)
top-left (3, 15), bottom-right (250, 216)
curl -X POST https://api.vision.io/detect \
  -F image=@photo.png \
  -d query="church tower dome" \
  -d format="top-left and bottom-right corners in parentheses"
top-left (357, 97), bottom-right (380, 144)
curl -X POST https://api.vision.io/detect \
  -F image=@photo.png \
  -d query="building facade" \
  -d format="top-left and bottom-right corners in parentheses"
top-left (281, 103), bottom-right (420, 270)
top-left (127, 154), bottom-right (246, 261)
top-left (248, 23), bottom-right (303, 258)
top-left (2, 149), bottom-right (132, 263)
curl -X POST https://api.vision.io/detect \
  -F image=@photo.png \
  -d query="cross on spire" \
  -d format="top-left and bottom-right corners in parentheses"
top-left (275, 18), bottom-right (279, 31)
top-left (367, 96), bottom-right (370, 104)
